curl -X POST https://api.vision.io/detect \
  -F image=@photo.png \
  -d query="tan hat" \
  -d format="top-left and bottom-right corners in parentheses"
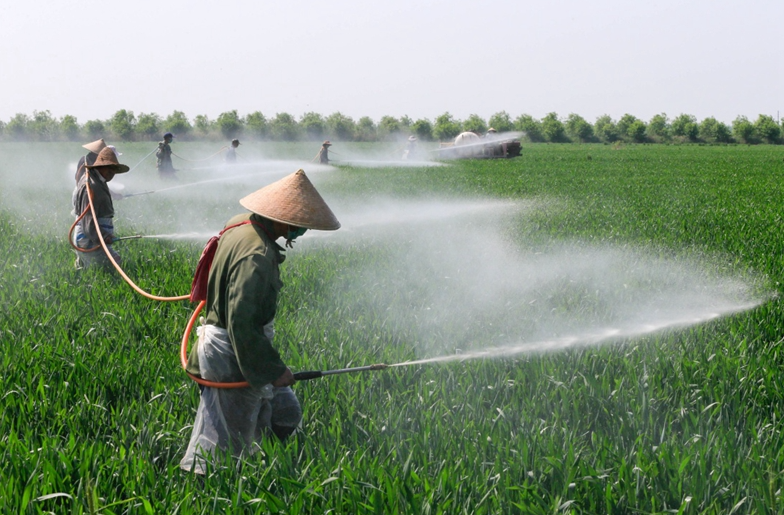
top-left (85, 147), bottom-right (130, 174)
top-left (82, 138), bottom-right (107, 154)
top-left (322, 140), bottom-right (332, 146)
top-left (487, 127), bottom-right (497, 133)
top-left (240, 169), bottom-right (340, 230)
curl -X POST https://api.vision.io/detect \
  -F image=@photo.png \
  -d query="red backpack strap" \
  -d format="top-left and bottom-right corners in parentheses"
top-left (189, 220), bottom-right (272, 302)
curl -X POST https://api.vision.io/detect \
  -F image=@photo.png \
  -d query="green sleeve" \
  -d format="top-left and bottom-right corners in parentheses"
top-left (226, 254), bottom-right (287, 387)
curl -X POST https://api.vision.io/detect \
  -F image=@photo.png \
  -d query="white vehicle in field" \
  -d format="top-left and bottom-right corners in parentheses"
top-left (435, 130), bottom-right (522, 159)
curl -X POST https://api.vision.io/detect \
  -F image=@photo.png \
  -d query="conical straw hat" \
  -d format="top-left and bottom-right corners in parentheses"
top-left (85, 147), bottom-right (130, 174)
top-left (82, 138), bottom-right (107, 154)
top-left (240, 169), bottom-right (340, 230)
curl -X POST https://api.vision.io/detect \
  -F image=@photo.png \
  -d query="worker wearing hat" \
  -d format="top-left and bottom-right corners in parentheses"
top-left (72, 147), bottom-right (131, 269)
top-left (483, 127), bottom-right (507, 157)
top-left (224, 138), bottom-right (240, 164)
top-left (403, 135), bottom-right (418, 160)
top-left (180, 169), bottom-right (340, 474)
top-left (74, 138), bottom-right (108, 183)
top-left (317, 140), bottom-right (331, 164)
top-left (156, 132), bottom-right (176, 178)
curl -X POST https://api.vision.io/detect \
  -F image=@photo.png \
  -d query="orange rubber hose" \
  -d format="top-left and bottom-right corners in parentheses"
top-left (180, 300), bottom-right (251, 389)
top-left (68, 205), bottom-right (101, 253)
top-left (86, 178), bottom-right (190, 302)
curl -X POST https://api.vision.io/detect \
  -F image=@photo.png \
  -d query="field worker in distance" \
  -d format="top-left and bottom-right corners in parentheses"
top-left (156, 132), bottom-right (176, 179)
top-left (485, 127), bottom-right (498, 139)
top-left (72, 147), bottom-right (131, 269)
top-left (180, 169), bottom-right (341, 474)
top-left (403, 135), bottom-right (418, 160)
top-left (317, 140), bottom-right (332, 164)
top-left (225, 138), bottom-right (240, 163)
top-left (74, 138), bottom-right (107, 183)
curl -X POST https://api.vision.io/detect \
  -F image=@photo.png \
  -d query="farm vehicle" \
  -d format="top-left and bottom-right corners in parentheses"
top-left (434, 131), bottom-right (522, 160)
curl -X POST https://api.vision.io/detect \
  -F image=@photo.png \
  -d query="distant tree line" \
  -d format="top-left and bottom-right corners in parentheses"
top-left (1, 109), bottom-right (782, 145)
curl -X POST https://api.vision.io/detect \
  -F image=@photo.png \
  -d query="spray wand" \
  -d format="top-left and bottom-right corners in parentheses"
top-left (112, 235), bottom-right (143, 243)
top-left (122, 190), bottom-right (156, 198)
top-left (293, 363), bottom-right (389, 381)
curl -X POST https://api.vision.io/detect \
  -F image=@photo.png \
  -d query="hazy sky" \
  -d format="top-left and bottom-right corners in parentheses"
top-left (1, 0), bottom-right (781, 124)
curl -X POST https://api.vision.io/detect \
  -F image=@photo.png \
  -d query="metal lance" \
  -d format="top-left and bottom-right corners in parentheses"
top-left (293, 363), bottom-right (389, 381)
top-left (112, 235), bottom-right (143, 243)
top-left (122, 190), bottom-right (156, 198)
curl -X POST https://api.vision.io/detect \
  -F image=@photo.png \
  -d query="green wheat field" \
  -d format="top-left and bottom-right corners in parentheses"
top-left (1, 141), bottom-right (784, 514)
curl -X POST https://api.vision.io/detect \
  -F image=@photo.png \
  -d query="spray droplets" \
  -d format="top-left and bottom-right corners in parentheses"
top-left (315, 196), bottom-right (765, 364)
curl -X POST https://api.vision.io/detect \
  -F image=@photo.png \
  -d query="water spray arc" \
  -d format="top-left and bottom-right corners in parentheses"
top-left (121, 169), bottom-right (283, 200)
top-left (82, 177), bottom-right (765, 390)
top-left (127, 147), bottom-right (159, 173)
top-left (125, 143), bottom-right (228, 177)
top-left (172, 146), bottom-right (227, 163)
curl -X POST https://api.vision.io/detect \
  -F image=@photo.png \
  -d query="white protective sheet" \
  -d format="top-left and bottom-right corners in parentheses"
top-left (180, 323), bottom-right (301, 474)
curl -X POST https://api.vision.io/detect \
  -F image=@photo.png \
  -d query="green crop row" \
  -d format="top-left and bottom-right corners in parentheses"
top-left (1, 143), bottom-right (783, 513)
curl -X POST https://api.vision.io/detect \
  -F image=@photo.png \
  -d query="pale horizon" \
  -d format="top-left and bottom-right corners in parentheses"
top-left (1, 0), bottom-right (781, 125)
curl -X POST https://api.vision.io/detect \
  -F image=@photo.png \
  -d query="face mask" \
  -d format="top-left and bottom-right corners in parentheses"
top-left (287, 226), bottom-right (307, 240)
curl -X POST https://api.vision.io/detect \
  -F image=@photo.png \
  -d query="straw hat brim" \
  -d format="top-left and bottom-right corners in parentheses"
top-left (85, 147), bottom-right (130, 173)
top-left (87, 164), bottom-right (131, 174)
top-left (240, 169), bottom-right (340, 230)
top-left (82, 139), bottom-right (107, 154)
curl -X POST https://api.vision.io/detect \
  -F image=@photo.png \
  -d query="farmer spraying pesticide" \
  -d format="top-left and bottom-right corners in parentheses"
top-left (316, 140), bottom-right (332, 164)
top-left (180, 169), bottom-right (340, 474)
top-left (156, 132), bottom-right (177, 179)
top-left (403, 135), bottom-right (418, 160)
top-left (71, 147), bottom-right (131, 269)
top-left (224, 138), bottom-right (240, 163)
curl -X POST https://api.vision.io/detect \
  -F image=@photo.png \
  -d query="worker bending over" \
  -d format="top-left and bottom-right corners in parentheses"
top-left (180, 169), bottom-right (341, 474)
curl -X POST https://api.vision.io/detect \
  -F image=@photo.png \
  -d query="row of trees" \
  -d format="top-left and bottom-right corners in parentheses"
top-left (1, 109), bottom-right (783, 145)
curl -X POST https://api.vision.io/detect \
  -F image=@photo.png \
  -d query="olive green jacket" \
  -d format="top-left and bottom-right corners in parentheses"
top-left (186, 213), bottom-right (288, 387)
